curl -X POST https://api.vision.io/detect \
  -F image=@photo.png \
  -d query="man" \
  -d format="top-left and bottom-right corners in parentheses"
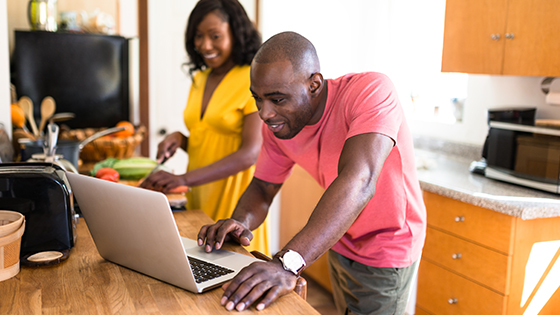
top-left (197, 31), bottom-right (426, 315)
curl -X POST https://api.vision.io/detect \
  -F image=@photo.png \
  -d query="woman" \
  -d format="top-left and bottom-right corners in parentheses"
top-left (141, 0), bottom-right (268, 255)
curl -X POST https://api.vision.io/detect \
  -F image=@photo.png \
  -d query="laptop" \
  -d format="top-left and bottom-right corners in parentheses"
top-left (66, 171), bottom-right (260, 293)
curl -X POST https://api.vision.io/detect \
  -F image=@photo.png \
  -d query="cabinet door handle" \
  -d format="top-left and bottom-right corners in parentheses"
top-left (505, 33), bottom-right (515, 39)
top-left (452, 253), bottom-right (462, 259)
top-left (448, 298), bottom-right (458, 304)
top-left (454, 216), bottom-right (465, 222)
top-left (491, 34), bottom-right (501, 41)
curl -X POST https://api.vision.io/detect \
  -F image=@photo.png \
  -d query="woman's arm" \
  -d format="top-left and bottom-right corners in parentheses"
top-left (181, 111), bottom-right (263, 186)
top-left (141, 112), bottom-right (263, 192)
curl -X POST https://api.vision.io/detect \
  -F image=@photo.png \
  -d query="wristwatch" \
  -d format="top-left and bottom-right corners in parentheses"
top-left (275, 249), bottom-right (306, 278)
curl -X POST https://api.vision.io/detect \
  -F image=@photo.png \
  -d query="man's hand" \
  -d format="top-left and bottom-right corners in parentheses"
top-left (220, 259), bottom-right (297, 311)
top-left (197, 218), bottom-right (254, 252)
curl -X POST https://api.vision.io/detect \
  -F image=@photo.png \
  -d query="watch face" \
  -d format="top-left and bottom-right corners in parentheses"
top-left (283, 250), bottom-right (305, 273)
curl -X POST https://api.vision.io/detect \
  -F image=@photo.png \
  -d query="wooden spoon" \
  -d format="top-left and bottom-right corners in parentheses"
top-left (19, 96), bottom-right (39, 137)
top-left (39, 96), bottom-right (56, 135)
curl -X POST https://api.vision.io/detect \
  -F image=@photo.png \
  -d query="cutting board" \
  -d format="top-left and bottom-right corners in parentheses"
top-left (118, 179), bottom-right (187, 208)
top-left (536, 119), bottom-right (560, 129)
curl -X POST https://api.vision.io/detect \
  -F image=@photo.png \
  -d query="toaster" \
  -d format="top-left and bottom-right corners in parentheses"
top-left (0, 163), bottom-right (77, 264)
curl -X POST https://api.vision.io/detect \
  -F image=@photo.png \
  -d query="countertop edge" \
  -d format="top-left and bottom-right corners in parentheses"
top-left (413, 137), bottom-right (560, 220)
top-left (418, 180), bottom-right (560, 220)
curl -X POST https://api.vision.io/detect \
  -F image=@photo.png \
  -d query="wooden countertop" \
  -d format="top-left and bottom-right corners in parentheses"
top-left (0, 210), bottom-right (319, 315)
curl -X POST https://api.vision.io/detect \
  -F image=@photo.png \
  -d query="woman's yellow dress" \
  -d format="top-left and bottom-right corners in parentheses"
top-left (183, 65), bottom-right (269, 255)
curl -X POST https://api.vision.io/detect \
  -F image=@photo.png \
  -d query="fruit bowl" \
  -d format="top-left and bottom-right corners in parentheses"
top-left (60, 125), bottom-right (146, 162)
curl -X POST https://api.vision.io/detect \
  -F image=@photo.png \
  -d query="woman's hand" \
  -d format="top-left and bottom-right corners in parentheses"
top-left (139, 170), bottom-right (188, 194)
top-left (157, 132), bottom-right (187, 163)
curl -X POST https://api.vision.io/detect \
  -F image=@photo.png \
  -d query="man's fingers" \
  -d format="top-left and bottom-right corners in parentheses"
top-left (256, 286), bottom-right (283, 311)
top-left (197, 224), bottom-right (210, 246)
top-left (203, 220), bottom-right (235, 251)
top-left (198, 219), bottom-right (251, 252)
top-left (235, 281), bottom-right (275, 311)
top-left (203, 223), bottom-right (221, 251)
top-left (239, 229), bottom-right (253, 246)
top-left (223, 274), bottom-right (262, 311)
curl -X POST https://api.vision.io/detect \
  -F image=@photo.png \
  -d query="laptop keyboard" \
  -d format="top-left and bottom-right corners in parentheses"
top-left (188, 256), bottom-right (234, 283)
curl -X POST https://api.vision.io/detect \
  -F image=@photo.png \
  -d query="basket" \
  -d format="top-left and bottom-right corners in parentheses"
top-left (0, 211), bottom-right (25, 282)
top-left (60, 125), bottom-right (146, 162)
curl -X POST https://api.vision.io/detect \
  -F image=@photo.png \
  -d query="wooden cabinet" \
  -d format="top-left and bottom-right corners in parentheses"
top-left (417, 191), bottom-right (560, 315)
top-left (441, 0), bottom-right (560, 76)
top-left (280, 165), bottom-right (331, 292)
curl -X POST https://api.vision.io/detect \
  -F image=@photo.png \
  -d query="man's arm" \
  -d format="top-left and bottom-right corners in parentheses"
top-left (219, 132), bottom-right (394, 311)
top-left (282, 132), bottom-right (394, 265)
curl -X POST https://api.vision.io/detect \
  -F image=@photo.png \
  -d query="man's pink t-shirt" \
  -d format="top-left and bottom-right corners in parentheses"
top-left (254, 72), bottom-right (426, 268)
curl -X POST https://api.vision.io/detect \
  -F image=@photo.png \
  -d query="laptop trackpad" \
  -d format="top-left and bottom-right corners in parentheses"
top-left (181, 237), bottom-right (235, 261)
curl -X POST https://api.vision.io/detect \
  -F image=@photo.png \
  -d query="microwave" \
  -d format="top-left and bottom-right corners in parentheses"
top-left (484, 121), bottom-right (560, 194)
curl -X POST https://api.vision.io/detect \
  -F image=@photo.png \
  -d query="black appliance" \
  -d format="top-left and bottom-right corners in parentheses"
top-left (0, 163), bottom-right (77, 265)
top-left (10, 30), bottom-right (131, 129)
top-left (480, 108), bottom-right (560, 194)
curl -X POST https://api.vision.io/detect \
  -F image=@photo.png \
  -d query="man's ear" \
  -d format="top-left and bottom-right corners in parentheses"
top-left (309, 72), bottom-right (324, 95)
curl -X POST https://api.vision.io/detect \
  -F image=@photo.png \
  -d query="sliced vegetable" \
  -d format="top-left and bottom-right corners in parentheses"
top-left (95, 167), bottom-right (120, 182)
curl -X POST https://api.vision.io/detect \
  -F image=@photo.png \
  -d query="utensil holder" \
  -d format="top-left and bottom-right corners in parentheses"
top-left (0, 211), bottom-right (26, 282)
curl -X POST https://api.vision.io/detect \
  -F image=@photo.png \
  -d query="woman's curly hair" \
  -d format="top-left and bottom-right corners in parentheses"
top-left (185, 0), bottom-right (261, 76)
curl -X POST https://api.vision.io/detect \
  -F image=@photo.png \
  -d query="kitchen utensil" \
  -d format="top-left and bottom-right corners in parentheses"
top-left (21, 126), bottom-right (125, 168)
top-left (146, 155), bottom-right (169, 177)
top-left (29, 122), bottom-right (77, 172)
top-left (78, 126), bottom-right (125, 150)
top-left (0, 211), bottom-right (24, 238)
top-left (19, 97), bottom-right (39, 137)
top-left (43, 123), bottom-right (59, 162)
top-left (0, 211), bottom-right (25, 281)
top-left (38, 96), bottom-right (56, 135)
top-left (49, 112), bottom-right (75, 124)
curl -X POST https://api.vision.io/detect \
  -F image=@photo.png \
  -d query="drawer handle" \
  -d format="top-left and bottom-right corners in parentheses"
top-left (448, 298), bottom-right (458, 304)
top-left (452, 253), bottom-right (462, 259)
top-left (454, 216), bottom-right (465, 222)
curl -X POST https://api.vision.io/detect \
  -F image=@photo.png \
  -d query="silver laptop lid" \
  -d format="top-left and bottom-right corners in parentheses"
top-left (66, 172), bottom-right (197, 291)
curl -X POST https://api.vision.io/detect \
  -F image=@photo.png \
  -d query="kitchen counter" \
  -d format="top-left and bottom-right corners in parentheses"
top-left (414, 138), bottom-right (560, 315)
top-left (0, 210), bottom-right (318, 315)
top-left (415, 146), bottom-right (560, 220)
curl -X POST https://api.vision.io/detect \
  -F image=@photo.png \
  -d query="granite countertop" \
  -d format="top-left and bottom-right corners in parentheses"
top-left (413, 138), bottom-right (560, 220)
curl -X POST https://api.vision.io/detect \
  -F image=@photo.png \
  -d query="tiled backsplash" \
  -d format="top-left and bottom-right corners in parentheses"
top-left (413, 135), bottom-right (483, 162)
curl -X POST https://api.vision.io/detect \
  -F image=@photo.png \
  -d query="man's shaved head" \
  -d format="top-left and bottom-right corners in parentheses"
top-left (250, 31), bottom-right (328, 140)
top-left (253, 31), bottom-right (320, 79)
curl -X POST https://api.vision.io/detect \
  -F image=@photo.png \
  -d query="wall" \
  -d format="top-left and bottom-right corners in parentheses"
top-left (409, 75), bottom-right (560, 146)
top-left (259, 0), bottom-right (560, 147)
top-left (1, 0), bottom-right (10, 137)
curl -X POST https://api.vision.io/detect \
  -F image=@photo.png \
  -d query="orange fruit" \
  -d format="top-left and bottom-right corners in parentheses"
top-left (11, 103), bottom-right (26, 128)
top-left (114, 121), bottom-right (135, 138)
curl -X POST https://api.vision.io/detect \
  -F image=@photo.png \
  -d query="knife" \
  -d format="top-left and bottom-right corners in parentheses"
top-left (147, 155), bottom-right (169, 176)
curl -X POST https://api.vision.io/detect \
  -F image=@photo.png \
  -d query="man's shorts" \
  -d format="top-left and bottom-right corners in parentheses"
top-left (328, 250), bottom-right (419, 315)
